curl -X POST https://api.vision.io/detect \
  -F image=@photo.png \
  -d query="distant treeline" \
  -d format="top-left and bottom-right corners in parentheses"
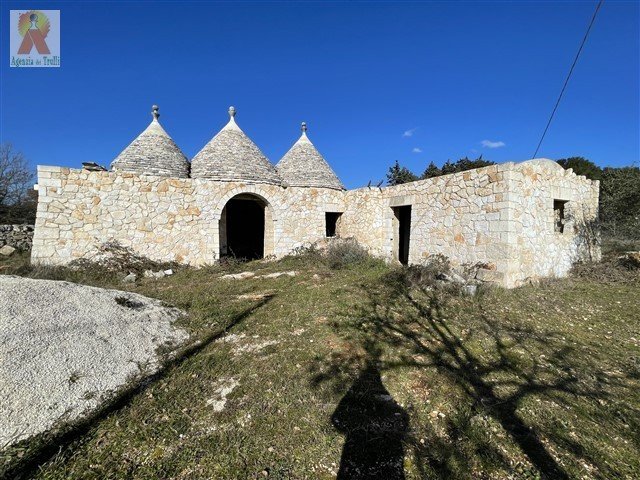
top-left (386, 156), bottom-right (496, 186)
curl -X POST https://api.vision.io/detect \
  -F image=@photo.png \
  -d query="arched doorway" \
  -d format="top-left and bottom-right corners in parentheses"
top-left (219, 193), bottom-right (273, 260)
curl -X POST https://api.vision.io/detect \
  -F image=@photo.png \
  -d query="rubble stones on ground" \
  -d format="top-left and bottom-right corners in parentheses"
top-left (221, 271), bottom-right (256, 280)
top-left (619, 251), bottom-right (640, 269)
top-left (260, 271), bottom-right (297, 279)
top-left (123, 272), bottom-right (137, 283)
top-left (216, 333), bottom-right (246, 344)
top-left (0, 224), bottom-right (34, 251)
top-left (221, 271), bottom-right (297, 280)
top-left (462, 284), bottom-right (478, 296)
top-left (437, 271), bottom-right (466, 284)
top-left (215, 332), bottom-right (279, 356)
top-left (141, 268), bottom-right (173, 279)
top-left (236, 292), bottom-right (272, 301)
top-left (0, 245), bottom-right (16, 257)
top-left (233, 339), bottom-right (279, 356)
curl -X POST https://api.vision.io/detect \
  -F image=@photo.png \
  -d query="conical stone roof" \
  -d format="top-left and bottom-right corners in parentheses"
top-left (111, 105), bottom-right (189, 178)
top-left (276, 123), bottom-right (345, 190)
top-left (190, 107), bottom-right (282, 185)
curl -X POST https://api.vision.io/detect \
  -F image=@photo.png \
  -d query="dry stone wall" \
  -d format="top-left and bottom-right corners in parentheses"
top-left (32, 166), bottom-right (344, 266)
top-left (0, 225), bottom-right (34, 251)
top-left (32, 159), bottom-right (598, 287)
top-left (340, 161), bottom-right (598, 287)
top-left (342, 164), bottom-right (515, 283)
top-left (507, 160), bottom-right (599, 283)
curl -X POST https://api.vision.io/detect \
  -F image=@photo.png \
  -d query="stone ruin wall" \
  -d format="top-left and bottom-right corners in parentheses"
top-left (32, 160), bottom-right (599, 288)
top-left (340, 161), bottom-right (598, 287)
top-left (32, 166), bottom-right (345, 266)
top-left (341, 164), bottom-right (515, 283)
top-left (0, 225), bottom-right (34, 251)
top-left (508, 160), bottom-right (600, 283)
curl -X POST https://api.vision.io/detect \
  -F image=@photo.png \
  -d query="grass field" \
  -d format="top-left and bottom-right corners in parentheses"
top-left (1, 249), bottom-right (639, 479)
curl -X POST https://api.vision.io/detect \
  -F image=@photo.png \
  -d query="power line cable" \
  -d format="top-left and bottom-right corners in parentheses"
top-left (532, 0), bottom-right (604, 159)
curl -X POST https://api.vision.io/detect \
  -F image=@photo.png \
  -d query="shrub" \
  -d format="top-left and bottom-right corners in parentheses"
top-left (602, 237), bottom-right (640, 255)
top-left (386, 254), bottom-right (464, 296)
top-left (324, 238), bottom-right (372, 269)
top-left (571, 253), bottom-right (640, 283)
top-left (217, 255), bottom-right (248, 269)
top-left (401, 254), bottom-right (451, 287)
top-left (290, 243), bottom-right (321, 258)
top-left (69, 241), bottom-right (180, 275)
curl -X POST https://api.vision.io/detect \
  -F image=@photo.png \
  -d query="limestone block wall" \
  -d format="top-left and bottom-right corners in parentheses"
top-left (342, 164), bottom-right (515, 281)
top-left (32, 166), bottom-right (344, 266)
top-left (507, 160), bottom-right (599, 283)
top-left (340, 160), bottom-right (599, 287)
top-left (32, 159), bottom-right (599, 288)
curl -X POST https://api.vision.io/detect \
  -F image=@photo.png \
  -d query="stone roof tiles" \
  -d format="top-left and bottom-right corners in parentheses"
top-left (190, 107), bottom-right (282, 185)
top-left (111, 106), bottom-right (190, 178)
top-left (276, 123), bottom-right (345, 190)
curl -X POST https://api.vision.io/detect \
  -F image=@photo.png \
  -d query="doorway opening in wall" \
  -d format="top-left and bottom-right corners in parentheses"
top-left (393, 205), bottom-right (411, 265)
top-left (219, 194), bottom-right (267, 260)
top-left (325, 212), bottom-right (342, 237)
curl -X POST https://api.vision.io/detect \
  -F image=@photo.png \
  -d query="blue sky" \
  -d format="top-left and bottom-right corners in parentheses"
top-left (1, 1), bottom-right (638, 189)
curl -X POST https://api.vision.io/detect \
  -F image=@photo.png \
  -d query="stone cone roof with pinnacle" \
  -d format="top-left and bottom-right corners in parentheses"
top-left (276, 123), bottom-right (345, 190)
top-left (190, 107), bottom-right (282, 185)
top-left (111, 105), bottom-right (190, 178)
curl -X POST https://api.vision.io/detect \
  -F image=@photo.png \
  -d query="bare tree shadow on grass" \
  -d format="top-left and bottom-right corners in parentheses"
top-left (312, 271), bottom-right (621, 479)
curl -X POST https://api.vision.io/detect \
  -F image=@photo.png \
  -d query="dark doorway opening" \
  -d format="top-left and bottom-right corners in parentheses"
top-left (393, 206), bottom-right (411, 265)
top-left (553, 200), bottom-right (567, 233)
top-left (221, 197), bottom-right (265, 260)
top-left (326, 212), bottom-right (342, 237)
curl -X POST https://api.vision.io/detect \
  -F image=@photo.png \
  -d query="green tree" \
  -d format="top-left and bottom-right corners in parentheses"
top-left (387, 160), bottom-right (418, 186)
top-left (421, 161), bottom-right (442, 179)
top-left (459, 154), bottom-right (495, 171)
top-left (599, 166), bottom-right (640, 240)
top-left (556, 156), bottom-right (638, 241)
top-left (439, 156), bottom-right (495, 176)
top-left (389, 156), bottom-right (496, 184)
top-left (556, 157), bottom-right (603, 181)
top-left (441, 160), bottom-right (457, 175)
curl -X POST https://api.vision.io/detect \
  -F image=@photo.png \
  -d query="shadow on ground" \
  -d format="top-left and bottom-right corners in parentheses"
top-left (332, 359), bottom-right (408, 479)
top-left (312, 272), bottom-right (625, 479)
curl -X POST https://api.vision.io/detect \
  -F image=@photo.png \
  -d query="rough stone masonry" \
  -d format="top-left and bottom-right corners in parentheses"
top-left (31, 106), bottom-right (599, 288)
top-left (0, 224), bottom-right (34, 251)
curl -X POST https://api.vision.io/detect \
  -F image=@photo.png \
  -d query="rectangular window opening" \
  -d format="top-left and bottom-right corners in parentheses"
top-left (554, 200), bottom-right (568, 233)
top-left (325, 212), bottom-right (342, 237)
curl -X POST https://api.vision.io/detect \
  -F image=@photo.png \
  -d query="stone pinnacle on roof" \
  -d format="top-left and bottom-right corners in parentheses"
top-left (190, 106), bottom-right (282, 185)
top-left (111, 105), bottom-right (190, 178)
top-left (276, 122), bottom-right (345, 190)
